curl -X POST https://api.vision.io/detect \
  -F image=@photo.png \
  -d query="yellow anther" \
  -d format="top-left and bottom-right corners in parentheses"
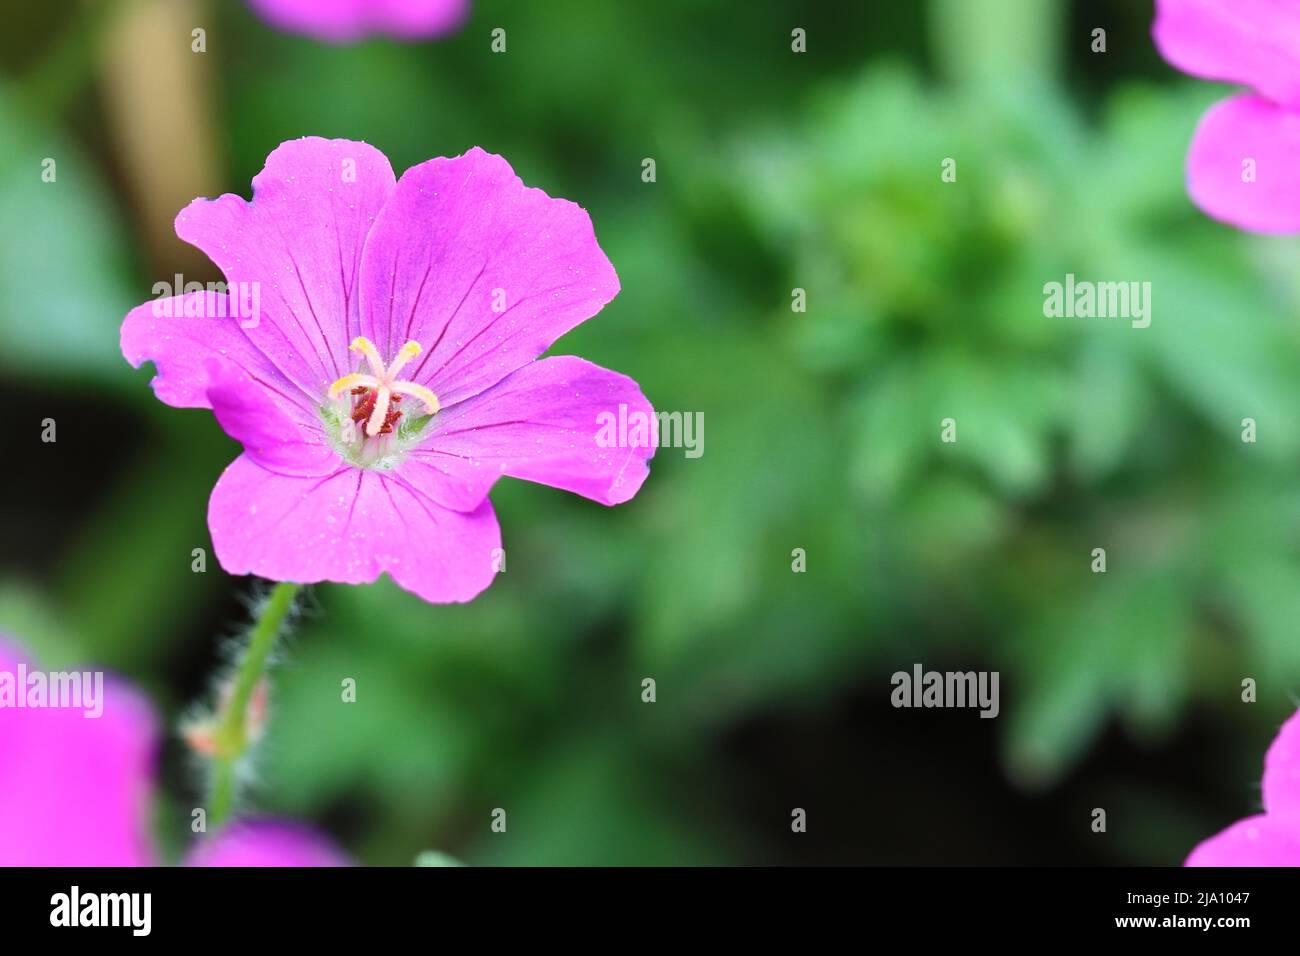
top-left (348, 336), bottom-right (386, 377)
top-left (327, 372), bottom-right (378, 398)
top-left (386, 340), bottom-right (422, 378)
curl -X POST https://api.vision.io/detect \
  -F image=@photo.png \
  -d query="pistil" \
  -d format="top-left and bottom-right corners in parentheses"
top-left (328, 337), bottom-right (441, 438)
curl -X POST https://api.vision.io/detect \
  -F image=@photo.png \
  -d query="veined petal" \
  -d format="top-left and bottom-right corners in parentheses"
top-left (0, 641), bottom-right (158, 866)
top-left (175, 137), bottom-right (397, 397)
top-left (1154, 0), bottom-right (1300, 109)
top-left (1185, 813), bottom-right (1300, 866)
top-left (403, 356), bottom-right (654, 510)
top-left (121, 291), bottom-right (319, 425)
top-left (186, 819), bottom-right (348, 867)
top-left (205, 360), bottom-right (336, 476)
top-left (357, 147), bottom-right (620, 407)
top-left (1186, 94), bottom-right (1300, 233)
top-left (208, 456), bottom-right (501, 603)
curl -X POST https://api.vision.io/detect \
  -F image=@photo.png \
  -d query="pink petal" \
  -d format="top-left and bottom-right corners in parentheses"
top-left (1153, 0), bottom-right (1300, 109)
top-left (247, 0), bottom-right (468, 43)
top-left (357, 147), bottom-right (620, 407)
top-left (205, 360), bottom-right (336, 476)
top-left (0, 641), bottom-right (158, 866)
top-left (187, 820), bottom-right (348, 867)
top-left (121, 290), bottom-right (320, 428)
top-left (208, 456), bottom-right (502, 603)
top-left (1186, 813), bottom-right (1300, 866)
top-left (369, 0), bottom-right (469, 38)
top-left (1186, 93), bottom-right (1300, 233)
top-left (402, 356), bottom-right (654, 509)
top-left (175, 137), bottom-right (397, 397)
top-left (1263, 707), bottom-right (1300, 816)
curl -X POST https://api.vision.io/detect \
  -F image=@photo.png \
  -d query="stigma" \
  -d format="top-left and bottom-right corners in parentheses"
top-left (328, 337), bottom-right (442, 437)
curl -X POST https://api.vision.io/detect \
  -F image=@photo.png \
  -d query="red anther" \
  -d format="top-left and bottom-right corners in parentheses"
top-left (348, 387), bottom-right (404, 435)
top-left (350, 389), bottom-right (375, 424)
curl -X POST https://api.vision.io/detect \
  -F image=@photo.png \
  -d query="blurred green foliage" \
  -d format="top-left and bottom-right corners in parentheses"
top-left (732, 66), bottom-right (1300, 785)
top-left (0, 86), bottom-right (135, 384)
top-left (2, 0), bottom-right (1297, 864)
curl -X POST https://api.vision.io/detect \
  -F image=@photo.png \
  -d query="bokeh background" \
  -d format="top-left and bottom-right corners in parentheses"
top-left (3, 0), bottom-right (1299, 865)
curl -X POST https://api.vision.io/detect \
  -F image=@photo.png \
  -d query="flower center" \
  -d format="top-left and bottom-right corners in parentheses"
top-left (324, 337), bottom-right (441, 467)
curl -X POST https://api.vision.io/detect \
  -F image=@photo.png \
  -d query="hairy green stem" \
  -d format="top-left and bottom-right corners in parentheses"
top-left (207, 581), bottom-right (301, 830)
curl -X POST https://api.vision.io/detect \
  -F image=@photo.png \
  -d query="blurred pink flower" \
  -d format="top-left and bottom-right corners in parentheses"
top-left (1186, 708), bottom-right (1300, 866)
top-left (1153, 0), bottom-right (1300, 232)
top-left (186, 820), bottom-right (349, 866)
top-left (122, 140), bottom-right (653, 605)
top-left (0, 640), bottom-right (345, 867)
top-left (247, 0), bottom-right (468, 43)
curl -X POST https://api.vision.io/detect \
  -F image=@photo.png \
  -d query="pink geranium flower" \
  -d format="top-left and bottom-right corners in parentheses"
top-left (1153, 0), bottom-right (1300, 232)
top-left (122, 141), bottom-right (653, 604)
top-left (1186, 708), bottom-right (1300, 866)
top-left (247, 0), bottom-right (468, 43)
top-left (0, 640), bottom-right (344, 867)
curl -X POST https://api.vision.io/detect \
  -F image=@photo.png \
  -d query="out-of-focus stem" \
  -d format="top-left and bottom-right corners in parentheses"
top-left (100, 0), bottom-right (221, 274)
top-left (930, 0), bottom-right (1063, 95)
top-left (208, 581), bottom-right (301, 830)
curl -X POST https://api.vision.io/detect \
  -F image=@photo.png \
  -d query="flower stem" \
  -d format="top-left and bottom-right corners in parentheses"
top-left (929, 0), bottom-right (1063, 95)
top-left (207, 581), bottom-right (301, 830)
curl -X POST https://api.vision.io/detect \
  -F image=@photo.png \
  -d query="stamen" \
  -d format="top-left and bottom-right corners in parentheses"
top-left (328, 372), bottom-right (379, 399)
top-left (330, 339), bottom-right (442, 449)
top-left (390, 381), bottom-right (441, 415)
top-left (348, 336), bottom-right (387, 378)
top-left (386, 340), bottom-right (422, 378)
top-left (366, 385), bottom-right (393, 437)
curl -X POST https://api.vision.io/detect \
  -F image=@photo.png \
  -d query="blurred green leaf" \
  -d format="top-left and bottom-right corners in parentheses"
top-left (0, 85), bottom-right (135, 384)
